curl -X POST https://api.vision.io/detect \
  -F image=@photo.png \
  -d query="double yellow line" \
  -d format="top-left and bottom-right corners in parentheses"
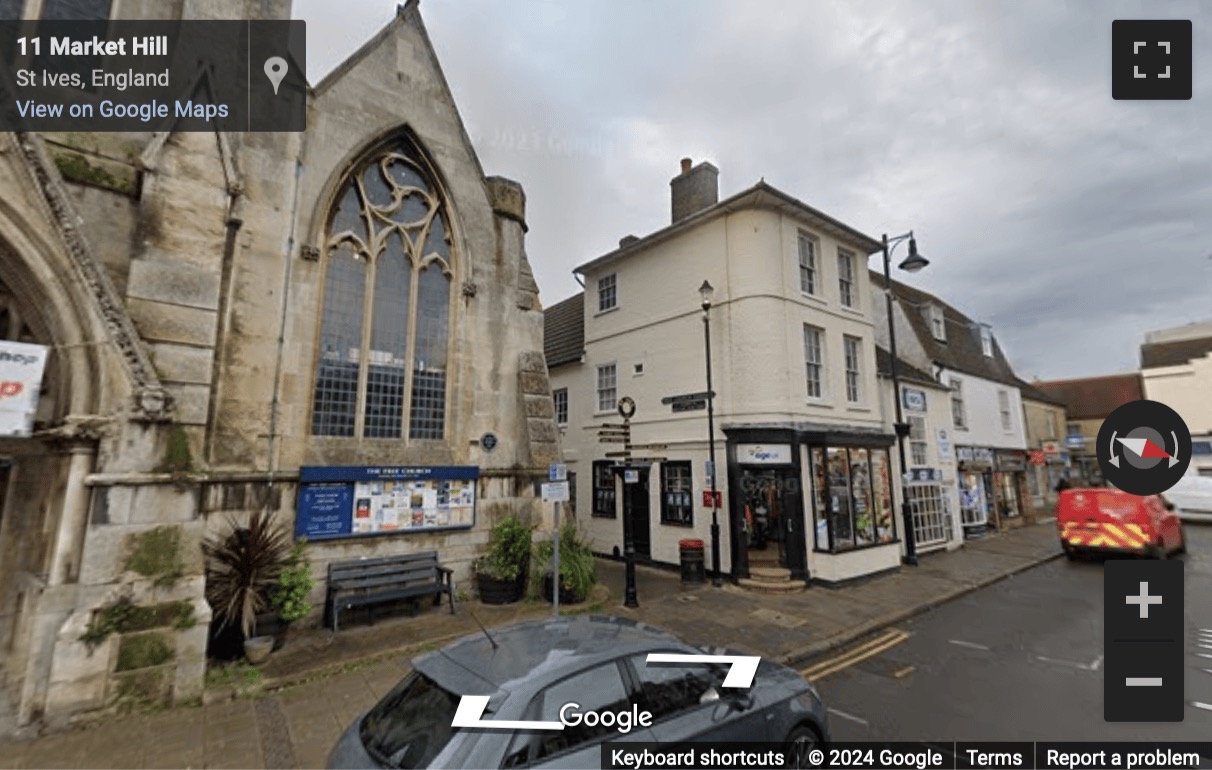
top-left (800, 628), bottom-right (911, 682)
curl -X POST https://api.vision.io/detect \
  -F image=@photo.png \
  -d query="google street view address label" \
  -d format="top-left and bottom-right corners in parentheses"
top-left (0, 20), bottom-right (305, 132)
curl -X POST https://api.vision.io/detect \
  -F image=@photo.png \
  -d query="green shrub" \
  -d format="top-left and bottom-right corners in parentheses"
top-left (271, 540), bottom-right (315, 622)
top-left (201, 510), bottom-right (290, 638)
top-left (531, 522), bottom-right (597, 601)
top-left (474, 515), bottom-right (533, 582)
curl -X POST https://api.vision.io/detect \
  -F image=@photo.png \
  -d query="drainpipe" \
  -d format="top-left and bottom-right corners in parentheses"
top-left (267, 137), bottom-right (307, 507)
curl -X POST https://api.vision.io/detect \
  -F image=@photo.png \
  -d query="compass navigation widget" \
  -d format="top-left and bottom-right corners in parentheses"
top-left (1096, 399), bottom-right (1192, 496)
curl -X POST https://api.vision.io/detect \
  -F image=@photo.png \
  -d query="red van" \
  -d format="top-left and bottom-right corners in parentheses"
top-left (1056, 488), bottom-right (1187, 559)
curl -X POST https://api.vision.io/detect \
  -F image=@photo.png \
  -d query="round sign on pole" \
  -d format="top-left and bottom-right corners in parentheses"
top-left (617, 397), bottom-right (636, 419)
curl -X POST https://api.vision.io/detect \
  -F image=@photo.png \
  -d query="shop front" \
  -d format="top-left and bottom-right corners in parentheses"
top-left (993, 449), bottom-right (1028, 526)
top-left (957, 446), bottom-right (993, 536)
top-left (725, 425), bottom-right (899, 586)
top-left (727, 438), bottom-right (808, 581)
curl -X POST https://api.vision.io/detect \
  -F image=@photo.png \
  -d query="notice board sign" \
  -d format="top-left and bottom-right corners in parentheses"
top-left (295, 466), bottom-right (479, 541)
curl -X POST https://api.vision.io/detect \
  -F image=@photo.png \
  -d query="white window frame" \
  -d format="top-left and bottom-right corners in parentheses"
top-left (909, 415), bottom-right (929, 466)
top-left (596, 363), bottom-right (617, 413)
top-left (980, 325), bottom-right (993, 357)
top-left (803, 324), bottom-right (824, 399)
top-left (552, 387), bottom-right (568, 427)
top-left (908, 482), bottom-right (953, 549)
top-left (930, 305), bottom-right (946, 341)
top-left (999, 389), bottom-right (1012, 432)
top-left (597, 273), bottom-right (617, 312)
top-left (837, 249), bottom-right (855, 308)
top-left (798, 231), bottom-right (818, 296)
top-left (950, 377), bottom-right (967, 430)
top-left (843, 335), bottom-right (862, 404)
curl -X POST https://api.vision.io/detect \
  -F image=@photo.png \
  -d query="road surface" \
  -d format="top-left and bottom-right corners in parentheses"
top-left (812, 524), bottom-right (1212, 741)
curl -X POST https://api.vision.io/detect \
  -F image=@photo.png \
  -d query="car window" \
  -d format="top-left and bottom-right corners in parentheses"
top-left (505, 661), bottom-right (632, 764)
top-left (628, 652), bottom-right (720, 722)
top-left (359, 672), bottom-right (462, 769)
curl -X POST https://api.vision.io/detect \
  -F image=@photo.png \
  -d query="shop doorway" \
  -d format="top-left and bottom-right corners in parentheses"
top-left (625, 469), bottom-right (651, 559)
top-left (959, 470), bottom-right (990, 532)
top-left (738, 467), bottom-right (805, 577)
top-left (994, 472), bottom-right (1021, 520)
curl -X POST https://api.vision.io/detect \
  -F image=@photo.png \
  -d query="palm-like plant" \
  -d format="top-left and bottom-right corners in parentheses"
top-left (201, 510), bottom-right (290, 639)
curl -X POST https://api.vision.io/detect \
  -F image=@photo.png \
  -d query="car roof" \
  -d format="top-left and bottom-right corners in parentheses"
top-left (414, 615), bottom-right (684, 693)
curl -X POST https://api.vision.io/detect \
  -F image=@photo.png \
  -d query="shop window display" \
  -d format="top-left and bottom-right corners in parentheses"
top-left (812, 446), bottom-right (893, 553)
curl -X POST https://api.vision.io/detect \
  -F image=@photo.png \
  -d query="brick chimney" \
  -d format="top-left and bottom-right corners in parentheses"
top-left (670, 158), bottom-right (719, 224)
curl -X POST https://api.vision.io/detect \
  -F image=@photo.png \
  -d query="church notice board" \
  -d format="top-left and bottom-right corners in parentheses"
top-left (295, 466), bottom-right (479, 541)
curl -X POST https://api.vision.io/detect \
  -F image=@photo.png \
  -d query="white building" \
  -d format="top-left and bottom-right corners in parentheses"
top-left (875, 349), bottom-right (964, 552)
top-left (871, 275), bottom-right (1033, 532)
top-left (546, 159), bottom-right (921, 587)
top-left (1140, 320), bottom-right (1212, 476)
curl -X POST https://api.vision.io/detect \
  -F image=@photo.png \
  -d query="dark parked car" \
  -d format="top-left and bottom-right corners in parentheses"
top-left (327, 615), bottom-right (829, 769)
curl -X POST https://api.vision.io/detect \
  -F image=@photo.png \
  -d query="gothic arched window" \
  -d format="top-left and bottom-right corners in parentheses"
top-left (311, 138), bottom-right (453, 440)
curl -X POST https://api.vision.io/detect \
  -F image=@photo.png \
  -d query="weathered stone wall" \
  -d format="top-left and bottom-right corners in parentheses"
top-left (0, 0), bottom-right (563, 735)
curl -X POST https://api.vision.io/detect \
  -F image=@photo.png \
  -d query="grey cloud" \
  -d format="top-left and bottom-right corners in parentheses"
top-left (296, 0), bottom-right (1212, 379)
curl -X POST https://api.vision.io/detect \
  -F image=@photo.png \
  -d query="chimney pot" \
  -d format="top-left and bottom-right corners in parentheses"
top-left (680, 158), bottom-right (692, 175)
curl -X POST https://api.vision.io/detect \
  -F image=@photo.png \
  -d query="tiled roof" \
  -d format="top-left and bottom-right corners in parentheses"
top-left (543, 292), bottom-right (584, 368)
top-left (875, 347), bottom-right (940, 387)
top-left (1014, 378), bottom-right (1067, 407)
top-left (1140, 335), bottom-right (1212, 369)
top-left (1031, 373), bottom-right (1143, 420)
top-left (870, 270), bottom-right (1023, 388)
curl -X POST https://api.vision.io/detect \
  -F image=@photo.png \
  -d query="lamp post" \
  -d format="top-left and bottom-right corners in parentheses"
top-left (881, 232), bottom-right (929, 567)
top-left (699, 280), bottom-right (723, 586)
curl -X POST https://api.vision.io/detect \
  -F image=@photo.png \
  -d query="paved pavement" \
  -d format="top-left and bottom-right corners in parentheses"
top-left (0, 520), bottom-right (1062, 769)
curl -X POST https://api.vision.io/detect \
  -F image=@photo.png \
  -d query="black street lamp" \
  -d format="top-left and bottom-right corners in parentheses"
top-left (699, 280), bottom-right (723, 586)
top-left (881, 232), bottom-right (929, 567)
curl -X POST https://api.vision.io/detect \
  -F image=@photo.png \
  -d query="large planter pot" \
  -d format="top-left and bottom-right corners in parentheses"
top-left (244, 635), bottom-right (274, 665)
top-left (542, 574), bottom-right (586, 605)
top-left (477, 572), bottom-right (525, 605)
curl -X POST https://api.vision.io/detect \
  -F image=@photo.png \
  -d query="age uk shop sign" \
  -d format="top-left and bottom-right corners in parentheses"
top-left (295, 466), bottom-right (479, 541)
top-left (0, 341), bottom-right (49, 438)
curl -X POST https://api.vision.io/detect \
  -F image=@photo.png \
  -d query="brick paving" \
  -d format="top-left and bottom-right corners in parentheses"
top-left (0, 521), bottom-right (1061, 769)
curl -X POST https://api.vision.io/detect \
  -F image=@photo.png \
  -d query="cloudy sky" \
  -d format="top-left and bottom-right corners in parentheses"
top-left (294, 0), bottom-right (1210, 381)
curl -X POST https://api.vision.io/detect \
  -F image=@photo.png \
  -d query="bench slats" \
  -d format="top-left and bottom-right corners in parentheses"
top-left (330, 564), bottom-right (439, 585)
top-left (333, 572), bottom-right (443, 593)
top-left (325, 550), bottom-right (455, 631)
top-left (336, 584), bottom-right (442, 608)
top-left (329, 552), bottom-right (439, 572)
top-left (330, 559), bottom-right (439, 579)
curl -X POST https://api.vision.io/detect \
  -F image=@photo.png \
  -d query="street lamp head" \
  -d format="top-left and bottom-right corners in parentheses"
top-left (699, 280), bottom-right (714, 310)
top-left (898, 237), bottom-right (929, 273)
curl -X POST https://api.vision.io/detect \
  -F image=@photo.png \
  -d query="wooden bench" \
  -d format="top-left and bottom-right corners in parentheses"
top-left (325, 551), bottom-right (455, 632)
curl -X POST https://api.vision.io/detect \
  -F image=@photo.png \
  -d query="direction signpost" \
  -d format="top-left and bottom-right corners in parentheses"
top-left (660, 391), bottom-right (714, 405)
top-left (599, 398), bottom-right (641, 608)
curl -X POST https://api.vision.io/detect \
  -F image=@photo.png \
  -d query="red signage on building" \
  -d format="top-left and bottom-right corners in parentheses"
top-left (1028, 450), bottom-right (1047, 466)
top-left (702, 489), bottom-right (722, 507)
